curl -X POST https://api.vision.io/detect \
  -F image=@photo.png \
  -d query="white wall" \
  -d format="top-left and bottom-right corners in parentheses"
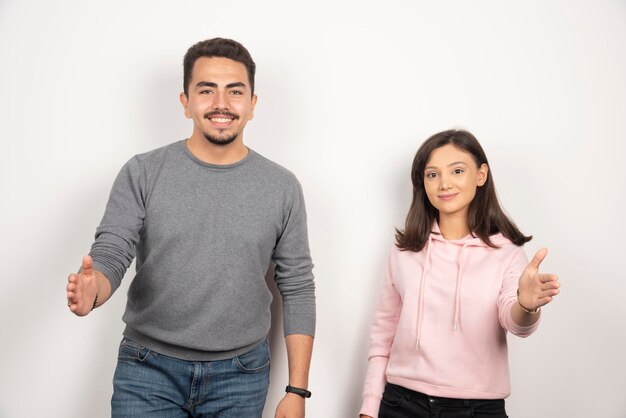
top-left (1, 1), bottom-right (625, 417)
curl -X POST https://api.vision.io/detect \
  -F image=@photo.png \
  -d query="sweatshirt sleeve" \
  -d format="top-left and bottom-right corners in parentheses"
top-left (360, 248), bottom-right (402, 418)
top-left (88, 156), bottom-right (146, 294)
top-left (497, 246), bottom-right (541, 337)
top-left (272, 178), bottom-right (316, 337)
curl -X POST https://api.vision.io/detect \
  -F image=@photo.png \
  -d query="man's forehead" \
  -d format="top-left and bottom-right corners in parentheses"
top-left (192, 57), bottom-right (248, 78)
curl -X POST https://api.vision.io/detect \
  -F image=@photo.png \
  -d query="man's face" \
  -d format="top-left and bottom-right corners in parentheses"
top-left (180, 57), bottom-right (257, 146)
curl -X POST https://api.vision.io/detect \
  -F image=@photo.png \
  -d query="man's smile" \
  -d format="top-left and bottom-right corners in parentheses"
top-left (205, 110), bottom-right (239, 123)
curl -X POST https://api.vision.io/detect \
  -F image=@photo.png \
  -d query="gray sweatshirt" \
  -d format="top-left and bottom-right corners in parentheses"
top-left (89, 140), bottom-right (316, 360)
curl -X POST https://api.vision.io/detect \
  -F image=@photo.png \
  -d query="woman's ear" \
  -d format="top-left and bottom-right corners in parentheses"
top-left (477, 163), bottom-right (489, 186)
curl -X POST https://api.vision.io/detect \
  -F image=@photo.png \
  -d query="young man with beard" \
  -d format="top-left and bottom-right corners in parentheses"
top-left (66, 38), bottom-right (316, 418)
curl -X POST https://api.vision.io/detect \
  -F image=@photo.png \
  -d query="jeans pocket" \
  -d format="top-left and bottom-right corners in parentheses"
top-left (233, 339), bottom-right (270, 373)
top-left (380, 384), bottom-right (405, 408)
top-left (118, 337), bottom-right (153, 362)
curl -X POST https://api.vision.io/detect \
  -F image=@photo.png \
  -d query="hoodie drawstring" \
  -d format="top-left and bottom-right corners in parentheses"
top-left (417, 237), bottom-right (469, 349)
top-left (415, 235), bottom-right (432, 349)
top-left (453, 243), bottom-right (468, 330)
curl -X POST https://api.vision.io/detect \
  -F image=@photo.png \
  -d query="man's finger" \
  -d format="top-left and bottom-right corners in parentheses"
top-left (529, 248), bottom-right (548, 270)
top-left (68, 273), bottom-right (77, 284)
top-left (81, 255), bottom-right (93, 274)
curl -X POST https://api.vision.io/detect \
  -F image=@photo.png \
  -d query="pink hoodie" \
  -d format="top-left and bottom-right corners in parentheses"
top-left (360, 223), bottom-right (540, 418)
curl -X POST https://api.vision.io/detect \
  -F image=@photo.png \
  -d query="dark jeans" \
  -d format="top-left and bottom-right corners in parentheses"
top-left (379, 383), bottom-right (508, 418)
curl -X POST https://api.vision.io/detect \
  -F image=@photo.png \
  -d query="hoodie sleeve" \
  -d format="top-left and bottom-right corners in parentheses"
top-left (360, 248), bottom-right (402, 418)
top-left (497, 246), bottom-right (541, 337)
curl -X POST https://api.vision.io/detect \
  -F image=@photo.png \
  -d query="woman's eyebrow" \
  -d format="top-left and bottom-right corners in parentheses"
top-left (425, 161), bottom-right (468, 170)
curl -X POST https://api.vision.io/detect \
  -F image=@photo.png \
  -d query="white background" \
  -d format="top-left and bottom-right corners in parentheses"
top-left (1, 1), bottom-right (625, 417)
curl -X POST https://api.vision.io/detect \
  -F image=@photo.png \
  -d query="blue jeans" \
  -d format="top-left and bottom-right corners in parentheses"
top-left (111, 337), bottom-right (270, 417)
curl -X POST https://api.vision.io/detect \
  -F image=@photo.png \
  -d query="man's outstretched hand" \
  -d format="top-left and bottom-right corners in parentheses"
top-left (66, 255), bottom-right (100, 316)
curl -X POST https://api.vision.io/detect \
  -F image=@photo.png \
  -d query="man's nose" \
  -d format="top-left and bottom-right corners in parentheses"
top-left (212, 91), bottom-right (228, 109)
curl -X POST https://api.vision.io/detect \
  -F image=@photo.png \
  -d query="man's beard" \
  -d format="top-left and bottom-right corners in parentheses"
top-left (203, 109), bottom-right (240, 146)
top-left (203, 131), bottom-right (238, 146)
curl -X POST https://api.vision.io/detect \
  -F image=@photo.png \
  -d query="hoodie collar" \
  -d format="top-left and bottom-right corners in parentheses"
top-left (430, 221), bottom-right (511, 247)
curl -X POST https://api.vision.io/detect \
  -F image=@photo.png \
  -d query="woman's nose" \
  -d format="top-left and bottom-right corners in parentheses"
top-left (439, 175), bottom-right (452, 190)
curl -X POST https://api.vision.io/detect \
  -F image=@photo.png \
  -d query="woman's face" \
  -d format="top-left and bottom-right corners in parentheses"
top-left (423, 144), bottom-right (488, 221)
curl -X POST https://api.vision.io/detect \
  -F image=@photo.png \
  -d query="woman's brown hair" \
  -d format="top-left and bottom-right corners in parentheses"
top-left (395, 129), bottom-right (531, 252)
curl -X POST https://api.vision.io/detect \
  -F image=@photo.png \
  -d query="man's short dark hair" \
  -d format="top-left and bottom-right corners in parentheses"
top-left (183, 38), bottom-right (256, 96)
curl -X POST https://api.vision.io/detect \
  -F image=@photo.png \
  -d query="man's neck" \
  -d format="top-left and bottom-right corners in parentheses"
top-left (186, 134), bottom-right (248, 165)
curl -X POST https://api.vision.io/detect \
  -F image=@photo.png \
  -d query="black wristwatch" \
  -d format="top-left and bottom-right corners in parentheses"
top-left (285, 385), bottom-right (312, 398)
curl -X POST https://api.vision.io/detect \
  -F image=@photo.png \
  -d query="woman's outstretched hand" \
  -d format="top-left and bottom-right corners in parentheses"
top-left (517, 248), bottom-right (560, 312)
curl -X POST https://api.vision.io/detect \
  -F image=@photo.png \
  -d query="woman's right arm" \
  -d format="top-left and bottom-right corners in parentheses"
top-left (359, 249), bottom-right (403, 418)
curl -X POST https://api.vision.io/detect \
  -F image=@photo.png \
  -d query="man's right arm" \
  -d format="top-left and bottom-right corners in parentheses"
top-left (66, 155), bottom-right (147, 315)
top-left (67, 255), bottom-right (112, 316)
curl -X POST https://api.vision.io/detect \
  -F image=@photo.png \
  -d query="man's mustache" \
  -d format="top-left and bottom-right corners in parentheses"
top-left (204, 110), bottom-right (240, 120)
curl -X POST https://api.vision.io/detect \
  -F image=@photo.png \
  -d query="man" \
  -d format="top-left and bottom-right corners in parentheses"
top-left (66, 38), bottom-right (315, 418)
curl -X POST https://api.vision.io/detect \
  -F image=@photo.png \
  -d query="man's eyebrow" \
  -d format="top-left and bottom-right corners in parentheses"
top-left (194, 81), bottom-right (248, 89)
top-left (226, 82), bottom-right (247, 89)
top-left (195, 81), bottom-right (217, 89)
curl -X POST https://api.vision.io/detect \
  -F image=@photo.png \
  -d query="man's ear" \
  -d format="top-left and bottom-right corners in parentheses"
top-left (180, 92), bottom-right (191, 118)
top-left (248, 94), bottom-right (258, 121)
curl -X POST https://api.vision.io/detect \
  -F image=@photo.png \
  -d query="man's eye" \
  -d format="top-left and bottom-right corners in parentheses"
top-left (199, 90), bottom-right (213, 94)
top-left (230, 90), bottom-right (243, 95)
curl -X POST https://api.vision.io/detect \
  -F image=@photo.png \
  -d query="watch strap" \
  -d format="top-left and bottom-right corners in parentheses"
top-left (285, 385), bottom-right (311, 398)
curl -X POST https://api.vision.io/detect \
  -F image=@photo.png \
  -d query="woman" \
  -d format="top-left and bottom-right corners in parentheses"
top-left (359, 130), bottom-right (560, 418)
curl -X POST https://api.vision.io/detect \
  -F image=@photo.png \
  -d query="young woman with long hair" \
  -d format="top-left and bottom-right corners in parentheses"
top-left (359, 130), bottom-right (560, 418)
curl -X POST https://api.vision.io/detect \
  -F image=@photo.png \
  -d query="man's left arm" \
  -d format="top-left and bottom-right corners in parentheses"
top-left (274, 334), bottom-right (314, 418)
top-left (272, 178), bottom-right (316, 418)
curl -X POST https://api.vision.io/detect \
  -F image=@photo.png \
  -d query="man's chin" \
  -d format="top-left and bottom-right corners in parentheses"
top-left (203, 133), bottom-right (238, 146)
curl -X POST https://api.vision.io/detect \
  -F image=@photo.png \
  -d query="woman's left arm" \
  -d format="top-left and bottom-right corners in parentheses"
top-left (513, 248), bottom-right (561, 326)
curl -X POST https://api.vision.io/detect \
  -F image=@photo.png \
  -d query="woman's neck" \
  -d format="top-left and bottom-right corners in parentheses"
top-left (438, 214), bottom-right (471, 240)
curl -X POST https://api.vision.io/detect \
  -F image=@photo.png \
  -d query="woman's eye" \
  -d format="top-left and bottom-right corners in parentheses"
top-left (453, 168), bottom-right (464, 174)
top-left (425, 172), bottom-right (437, 178)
